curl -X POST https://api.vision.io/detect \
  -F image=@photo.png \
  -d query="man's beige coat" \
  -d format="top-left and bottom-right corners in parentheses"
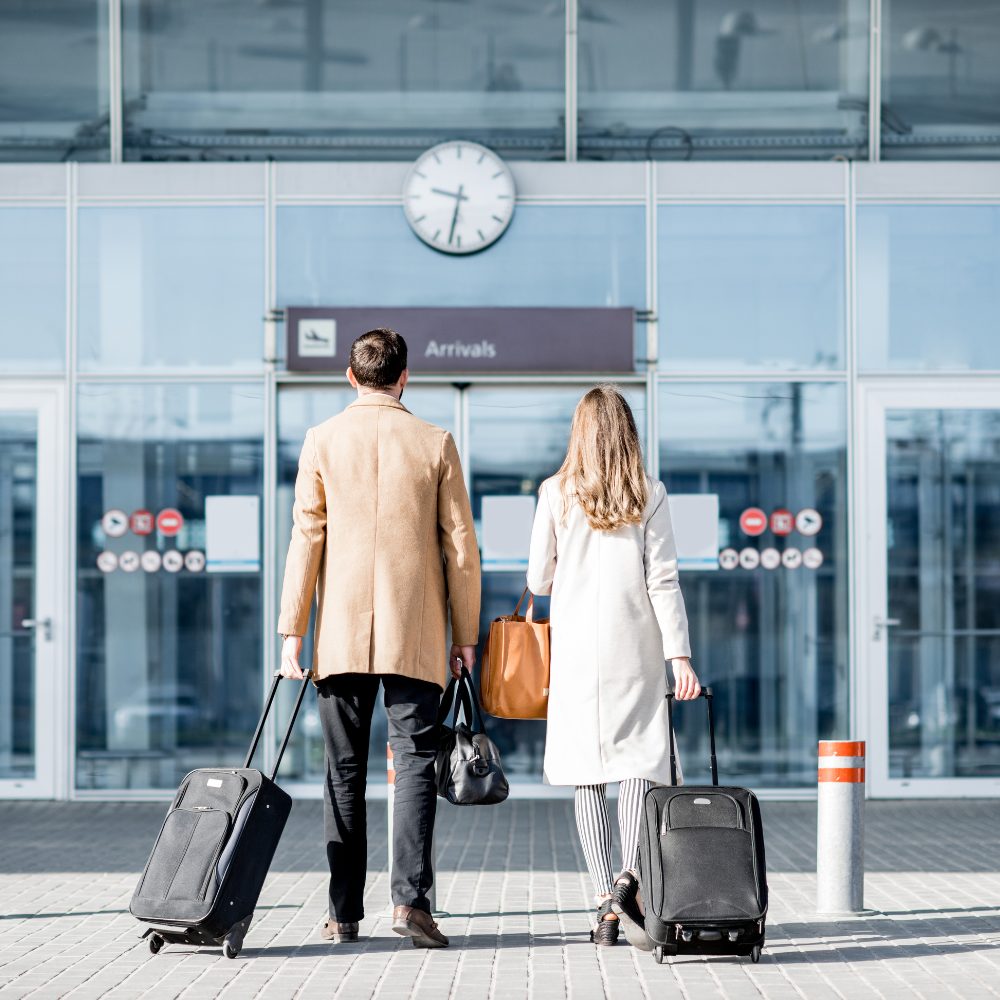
top-left (277, 393), bottom-right (481, 688)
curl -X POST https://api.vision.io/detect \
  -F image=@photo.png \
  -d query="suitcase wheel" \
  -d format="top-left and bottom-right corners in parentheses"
top-left (750, 945), bottom-right (762, 964)
top-left (223, 938), bottom-right (240, 960)
top-left (147, 934), bottom-right (164, 956)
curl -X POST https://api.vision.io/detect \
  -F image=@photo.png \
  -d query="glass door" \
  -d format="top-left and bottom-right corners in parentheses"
top-left (860, 383), bottom-right (1000, 797)
top-left (0, 388), bottom-right (63, 798)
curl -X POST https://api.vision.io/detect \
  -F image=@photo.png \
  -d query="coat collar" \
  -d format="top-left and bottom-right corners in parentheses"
top-left (348, 392), bottom-right (410, 413)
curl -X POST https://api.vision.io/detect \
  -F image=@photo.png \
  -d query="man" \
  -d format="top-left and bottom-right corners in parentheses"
top-left (277, 329), bottom-right (481, 949)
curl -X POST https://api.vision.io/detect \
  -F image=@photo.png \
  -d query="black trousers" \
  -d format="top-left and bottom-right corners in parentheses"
top-left (316, 672), bottom-right (440, 922)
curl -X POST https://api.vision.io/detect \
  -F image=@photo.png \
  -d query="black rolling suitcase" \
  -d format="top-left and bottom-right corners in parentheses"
top-left (131, 671), bottom-right (311, 959)
top-left (638, 686), bottom-right (768, 965)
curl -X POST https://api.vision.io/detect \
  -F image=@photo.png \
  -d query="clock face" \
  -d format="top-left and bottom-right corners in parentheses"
top-left (402, 141), bottom-right (516, 255)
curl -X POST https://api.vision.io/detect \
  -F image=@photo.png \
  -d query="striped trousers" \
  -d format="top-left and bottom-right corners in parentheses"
top-left (574, 779), bottom-right (651, 898)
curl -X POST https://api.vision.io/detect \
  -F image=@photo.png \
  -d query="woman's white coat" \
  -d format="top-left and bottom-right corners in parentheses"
top-left (527, 477), bottom-right (691, 786)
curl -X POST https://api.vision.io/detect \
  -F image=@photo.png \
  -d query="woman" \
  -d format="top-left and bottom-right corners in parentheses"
top-left (527, 384), bottom-right (701, 948)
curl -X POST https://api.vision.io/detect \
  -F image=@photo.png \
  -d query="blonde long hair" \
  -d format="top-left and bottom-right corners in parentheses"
top-left (556, 384), bottom-right (649, 532)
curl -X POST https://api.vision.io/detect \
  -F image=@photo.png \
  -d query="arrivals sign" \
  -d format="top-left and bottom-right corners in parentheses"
top-left (285, 307), bottom-right (636, 375)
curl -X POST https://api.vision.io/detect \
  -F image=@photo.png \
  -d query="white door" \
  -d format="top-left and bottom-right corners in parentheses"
top-left (0, 387), bottom-right (65, 798)
top-left (859, 381), bottom-right (1000, 797)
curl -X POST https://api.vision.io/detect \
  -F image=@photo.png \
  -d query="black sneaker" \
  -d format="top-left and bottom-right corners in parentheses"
top-left (611, 872), bottom-right (651, 951)
top-left (589, 899), bottom-right (620, 947)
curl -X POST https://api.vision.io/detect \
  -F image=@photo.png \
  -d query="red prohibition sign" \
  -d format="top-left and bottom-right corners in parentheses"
top-left (770, 508), bottom-right (794, 536)
top-left (156, 508), bottom-right (184, 537)
top-left (739, 507), bottom-right (768, 536)
top-left (130, 509), bottom-right (154, 536)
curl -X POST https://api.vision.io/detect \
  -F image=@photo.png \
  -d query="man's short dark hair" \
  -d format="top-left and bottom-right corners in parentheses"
top-left (349, 329), bottom-right (408, 389)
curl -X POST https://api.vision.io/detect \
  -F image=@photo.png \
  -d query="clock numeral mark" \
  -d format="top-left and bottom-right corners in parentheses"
top-left (491, 214), bottom-right (504, 224)
top-left (477, 229), bottom-right (486, 242)
top-left (413, 169), bottom-right (426, 179)
top-left (491, 171), bottom-right (505, 179)
top-left (456, 145), bottom-right (461, 158)
top-left (412, 215), bottom-right (426, 224)
top-left (477, 151), bottom-right (486, 164)
top-left (432, 229), bottom-right (441, 242)
top-left (456, 234), bottom-right (462, 248)
top-left (432, 152), bottom-right (441, 164)
top-left (496, 194), bottom-right (512, 199)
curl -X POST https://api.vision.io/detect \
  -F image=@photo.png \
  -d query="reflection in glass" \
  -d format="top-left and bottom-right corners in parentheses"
top-left (0, 209), bottom-right (65, 371)
top-left (273, 385), bottom-right (457, 784)
top-left (882, 1), bottom-right (1000, 159)
top-left (469, 385), bottom-right (647, 782)
top-left (76, 384), bottom-right (264, 789)
top-left (886, 409), bottom-right (1000, 778)
top-left (659, 206), bottom-right (845, 372)
top-left (0, 415), bottom-right (37, 780)
top-left (578, 0), bottom-right (869, 160)
top-left (659, 382), bottom-right (848, 786)
top-left (78, 207), bottom-right (265, 372)
top-left (858, 205), bottom-right (1000, 371)
top-left (123, 0), bottom-right (564, 161)
top-left (0, 0), bottom-right (109, 162)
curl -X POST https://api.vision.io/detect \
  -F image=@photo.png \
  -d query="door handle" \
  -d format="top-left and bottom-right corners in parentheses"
top-left (872, 616), bottom-right (901, 641)
top-left (21, 617), bottom-right (53, 641)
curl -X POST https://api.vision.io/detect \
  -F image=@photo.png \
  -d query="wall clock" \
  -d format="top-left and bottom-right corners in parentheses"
top-left (402, 140), bottom-right (516, 255)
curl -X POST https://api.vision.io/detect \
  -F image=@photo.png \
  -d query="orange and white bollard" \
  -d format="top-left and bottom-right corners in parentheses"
top-left (816, 740), bottom-right (865, 913)
top-left (386, 743), bottom-right (435, 912)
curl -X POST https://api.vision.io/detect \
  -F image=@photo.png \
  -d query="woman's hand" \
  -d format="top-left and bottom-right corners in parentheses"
top-left (671, 657), bottom-right (701, 700)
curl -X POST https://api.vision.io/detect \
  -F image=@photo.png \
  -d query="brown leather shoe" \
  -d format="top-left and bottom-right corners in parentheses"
top-left (320, 919), bottom-right (359, 943)
top-left (391, 905), bottom-right (448, 948)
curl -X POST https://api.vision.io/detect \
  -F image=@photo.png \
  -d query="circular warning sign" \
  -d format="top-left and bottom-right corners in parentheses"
top-left (770, 509), bottom-right (794, 536)
top-left (739, 507), bottom-right (768, 536)
top-left (96, 551), bottom-right (118, 573)
top-left (162, 549), bottom-right (183, 573)
top-left (141, 550), bottom-right (162, 573)
top-left (130, 509), bottom-right (154, 536)
top-left (782, 547), bottom-right (803, 569)
top-left (157, 508), bottom-right (184, 537)
top-left (760, 547), bottom-right (781, 570)
top-left (101, 509), bottom-right (128, 539)
top-left (718, 548), bottom-right (739, 571)
top-left (803, 547), bottom-right (824, 569)
top-left (795, 508), bottom-right (823, 536)
top-left (739, 547), bottom-right (760, 570)
top-left (184, 550), bottom-right (206, 573)
top-left (119, 550), bottom-right (140, 573)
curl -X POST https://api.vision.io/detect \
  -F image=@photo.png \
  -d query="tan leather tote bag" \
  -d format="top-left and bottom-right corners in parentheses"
top-left (479, 588), bottom-right (550, 720)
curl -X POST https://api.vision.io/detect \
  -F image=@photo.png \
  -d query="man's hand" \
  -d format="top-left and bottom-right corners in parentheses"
top-left (671, 657), bottom-right (701, 700)
top-left (280, 635), bottom-right (305, 679)
top-left (450, 643), bottom-right (476, 680)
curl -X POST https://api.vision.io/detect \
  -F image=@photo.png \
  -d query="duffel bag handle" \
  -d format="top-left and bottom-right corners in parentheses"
top-left (665, 683), bottom-right (718, 787)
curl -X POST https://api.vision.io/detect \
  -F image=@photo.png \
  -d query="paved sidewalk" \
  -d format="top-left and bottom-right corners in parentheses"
top-left (1, 799), bottom-right (999, 999)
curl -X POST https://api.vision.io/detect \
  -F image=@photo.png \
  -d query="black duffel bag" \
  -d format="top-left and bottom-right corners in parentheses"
top-left (435, 667), bottom-right (509, 806)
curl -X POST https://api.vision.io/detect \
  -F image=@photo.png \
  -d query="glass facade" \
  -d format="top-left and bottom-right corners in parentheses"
top-left (78, 206), bottom-right (265, 372)
top-left (857, 205), bottom-right (1000, 371)
top-left (0, 0), bottom-right (109, 162)
top-left (0, 414), bottom-right (37, 780)
top-left (658, 205), bottom-right (845, 371)
top-left (579, 0), bottom-right (870, 160)
top-left (886, 409), bottom-right (1000, 778)
top-left (0, 156), bottom-right (998, 798)
top-left (76, 383), bottom-right (264, 789)
top-left (122, 0), bottom-right (565, 161)
top-left (0, 208), bottom-right (66, 372)
top-left (881, 1), bottom-right (1000, 159)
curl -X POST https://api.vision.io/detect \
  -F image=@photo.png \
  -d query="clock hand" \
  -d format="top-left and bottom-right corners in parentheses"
top-left (431, 186), bottom-right (470, 202)
top-left (448, 184), bottom-right (465, 246)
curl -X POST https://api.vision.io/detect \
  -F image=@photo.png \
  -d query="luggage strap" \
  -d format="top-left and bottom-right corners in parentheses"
top-left (666, 683), bottom-right (719, 787)
top-left (244, 670), bottom-right (312, 780)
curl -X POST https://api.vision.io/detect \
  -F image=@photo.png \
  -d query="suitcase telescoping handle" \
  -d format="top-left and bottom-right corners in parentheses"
top-left (244, 669), bottom-right (312, 781)
top-left (665, 684), bottom-right (719, 787)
